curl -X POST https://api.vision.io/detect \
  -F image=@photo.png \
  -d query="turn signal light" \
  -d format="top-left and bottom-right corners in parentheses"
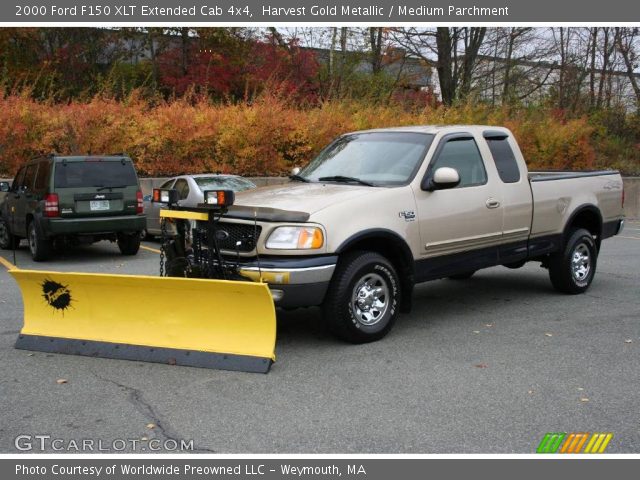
top-left (152, 188), bottom-right (178, 205)
top-left (203, 190), bottom-right (235, 207)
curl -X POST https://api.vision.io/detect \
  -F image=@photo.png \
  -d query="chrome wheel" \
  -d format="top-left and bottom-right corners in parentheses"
top-left (572, 243), bottom-right (591, 282)
top-left (351, 273), bottom-right (389, 326)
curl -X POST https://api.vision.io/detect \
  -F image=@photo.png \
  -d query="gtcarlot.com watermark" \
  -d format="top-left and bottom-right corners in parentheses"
top-left (15, 435), bottom-right (194, 452)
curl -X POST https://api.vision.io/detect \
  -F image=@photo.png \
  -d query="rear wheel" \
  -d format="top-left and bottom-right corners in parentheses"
top-left (0, 218), bottom-right (19, 250)
top-left (117, 233), bottom-right (141, 255)
top-left (27, 220), bottom-right (51, 262)
top-left (323, 251), bottom-right (400, 344)
top-left (548, 228), bottom-right (597, 294)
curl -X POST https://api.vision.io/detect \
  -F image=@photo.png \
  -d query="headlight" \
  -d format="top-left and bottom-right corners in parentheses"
top-left (266, 226), bottom-right (324, 250)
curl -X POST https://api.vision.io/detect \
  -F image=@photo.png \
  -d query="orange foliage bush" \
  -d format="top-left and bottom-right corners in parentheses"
top-left (0, 93), bottom-right (626, 178)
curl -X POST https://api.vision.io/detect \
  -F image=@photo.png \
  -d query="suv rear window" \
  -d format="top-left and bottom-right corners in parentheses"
top-left (54, 160), bottom-right (138, 188)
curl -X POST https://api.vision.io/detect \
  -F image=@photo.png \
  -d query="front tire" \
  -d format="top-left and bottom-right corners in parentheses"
top-left (548, 228), bottom-right (598, 294)
top-left (117, 233), bottom-right (141, 255)
top-left (323, 251), bottom-right (400, 344)
top-left (0, 218), bottom-right (19, 250)
top-left (27, 220), bottom-right (51, 262)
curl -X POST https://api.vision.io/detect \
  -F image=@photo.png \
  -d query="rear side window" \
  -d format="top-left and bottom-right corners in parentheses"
top-left (431, 138), bottom-right (487, 188)
top-left (486, 137), bottom-right (521, 183)
top-left (22, 164), bottom-right (38, 190)
top-left (34, 161), bottom-right (51, 192)
top-left (174, 178), bottom-right (190, 200)
top-left (54, 160), bottom-right (138, 188)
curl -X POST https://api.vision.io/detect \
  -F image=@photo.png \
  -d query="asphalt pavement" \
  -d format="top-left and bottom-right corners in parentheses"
top-left (0, 224), bottom-right (638, 453)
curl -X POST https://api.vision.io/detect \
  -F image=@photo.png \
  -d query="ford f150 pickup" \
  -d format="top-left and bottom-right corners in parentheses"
top-left (215, 126), bottom-right (625, 343)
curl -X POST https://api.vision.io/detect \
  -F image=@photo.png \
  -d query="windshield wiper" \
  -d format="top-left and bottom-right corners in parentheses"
top-left (289, 174), bottom-right (310, 183)
top-left (96, 185), bottom-right (128, 191)
top-left (318, 176), bottom-right (376, 187)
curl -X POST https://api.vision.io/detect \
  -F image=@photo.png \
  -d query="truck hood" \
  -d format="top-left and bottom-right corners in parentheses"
top-left (234, 182), bottom-right (375, 216)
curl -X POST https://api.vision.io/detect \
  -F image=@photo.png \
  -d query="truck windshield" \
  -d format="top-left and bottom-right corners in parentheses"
top-left (300, 132), bottom-right (434, 186)
top-left (54, 160), bottom-right (138, 188)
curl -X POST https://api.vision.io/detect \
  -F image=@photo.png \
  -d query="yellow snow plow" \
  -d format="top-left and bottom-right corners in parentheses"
top-left (11, 188), bottom-right (277, 373)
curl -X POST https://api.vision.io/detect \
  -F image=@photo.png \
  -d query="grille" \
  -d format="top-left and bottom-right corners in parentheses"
top-left (211, 222), bottom-right (262, 252)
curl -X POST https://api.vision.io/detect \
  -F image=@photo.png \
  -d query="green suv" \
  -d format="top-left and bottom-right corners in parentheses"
top-left (0, 154), bottom-right (146, 261)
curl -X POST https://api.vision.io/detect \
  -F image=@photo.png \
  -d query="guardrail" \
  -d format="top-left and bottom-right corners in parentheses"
top-left (2, 176), bottom-right (639, 219)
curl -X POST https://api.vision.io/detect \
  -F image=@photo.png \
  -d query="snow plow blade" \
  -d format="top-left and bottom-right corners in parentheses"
top-left (10, 269), bottom-right (276, 373)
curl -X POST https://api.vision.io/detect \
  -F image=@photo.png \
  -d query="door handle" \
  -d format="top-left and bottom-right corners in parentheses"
top-left (485, 198), bottom-right (500, 209)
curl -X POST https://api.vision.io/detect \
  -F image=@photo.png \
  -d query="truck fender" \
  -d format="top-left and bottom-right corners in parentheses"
top-left (563, 204), bottom-right (603, 247)
top-left (335, 229), bottom-right (415, 313)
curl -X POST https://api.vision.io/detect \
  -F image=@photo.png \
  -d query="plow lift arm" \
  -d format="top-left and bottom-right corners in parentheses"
top-left (11, 188), bottom-right (276, 373)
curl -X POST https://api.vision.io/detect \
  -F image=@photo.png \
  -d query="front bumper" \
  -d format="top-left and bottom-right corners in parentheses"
top-left (43, 215), bottom-right (146, 236)
top-left (236, 255), bottom-right (338, 308)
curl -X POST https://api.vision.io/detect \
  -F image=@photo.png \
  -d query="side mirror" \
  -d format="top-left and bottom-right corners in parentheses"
top-left (291, 167), bottom-right (301, 176)
top-left (423, 167), bottom-right (460, 191)
top-left (0, 182), bottom-right (9, 192)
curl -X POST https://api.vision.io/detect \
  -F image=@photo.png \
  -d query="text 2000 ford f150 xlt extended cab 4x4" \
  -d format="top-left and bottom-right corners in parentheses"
top-left (214, 126), bottom-right (625, 343)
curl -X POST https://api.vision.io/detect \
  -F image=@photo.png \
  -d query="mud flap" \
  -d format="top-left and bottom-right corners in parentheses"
top-left (10, 269), bottom-right (276, 373)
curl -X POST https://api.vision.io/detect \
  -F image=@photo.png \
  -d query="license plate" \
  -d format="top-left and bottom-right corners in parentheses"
top-left (90, 200), bottom-right (110, 211)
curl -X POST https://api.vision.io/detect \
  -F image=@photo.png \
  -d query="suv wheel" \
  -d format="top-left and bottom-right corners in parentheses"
top-left (0, 218), bottom-right (19, 250)
top-left (548, 228), bottom-right (598, 294)
top-left (27, 221), bottom-right (51, 262)
top-left (323, 251), bottom-right (400, 344)
top-left (118, 233), bottom-right (141, 255)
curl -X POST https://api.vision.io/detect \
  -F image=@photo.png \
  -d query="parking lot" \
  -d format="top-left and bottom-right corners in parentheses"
top-left (0, 224), bottom-right (639, 453)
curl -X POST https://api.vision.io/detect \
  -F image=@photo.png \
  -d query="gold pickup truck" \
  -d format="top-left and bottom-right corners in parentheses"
top-left (216, 126), bottom-right (625, 343)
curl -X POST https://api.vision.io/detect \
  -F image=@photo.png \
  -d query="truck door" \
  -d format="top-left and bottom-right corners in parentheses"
top-left (415, 133), bottom-right (504, 280)
top-left (482, 131), bottom-right (533, 265)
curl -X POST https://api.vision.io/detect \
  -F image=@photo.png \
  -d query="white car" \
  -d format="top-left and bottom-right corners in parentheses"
top-left (142, 174), bottom-right (256, 237)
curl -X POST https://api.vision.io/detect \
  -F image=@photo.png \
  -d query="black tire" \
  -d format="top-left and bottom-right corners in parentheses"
top-left (323, 251), bottom-right (401, 344)
top-left (118, 233), bottom-right (141, 255)
top-left (449, 271), bottom-right (476, 280)
top-left (548, 228), bottom-right (598, 294)
top-left (0, 218), bottom-right (19, 250)
top-left (27, 220), bottom-right (51, 262)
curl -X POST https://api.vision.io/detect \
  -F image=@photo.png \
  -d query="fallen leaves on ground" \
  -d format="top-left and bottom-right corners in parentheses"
top-left (56, 378), bottom-right (68, 384)
top-left (146, 423), bottom-right (156, 429)
top-left (474, 363), bottom-right (489, 368)
top-left (580, 397), bottom-right (590, 403)
top-left (544, 333), bottom-right (553, 337)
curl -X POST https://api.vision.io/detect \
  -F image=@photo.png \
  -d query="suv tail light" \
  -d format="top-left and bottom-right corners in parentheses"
top-left (44, 193), bottom-right (59, 218)
top-left (136, 190), bottom-right (143, 214)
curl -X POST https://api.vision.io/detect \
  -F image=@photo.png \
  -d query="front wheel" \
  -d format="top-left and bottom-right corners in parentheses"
top-left (117, 233), bottom-right (141, 255)
top-left (323, 251), bottom-right (400, 344)
top-left (548, 228), bottom-right (598, 294)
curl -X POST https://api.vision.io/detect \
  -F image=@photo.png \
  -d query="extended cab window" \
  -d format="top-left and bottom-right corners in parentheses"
top-left (431, 137), bottom-right (487, 188)
top-left (485, 136), bottom-right (520, 183)
top-left (54, 160), bottom-right (137, 188)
